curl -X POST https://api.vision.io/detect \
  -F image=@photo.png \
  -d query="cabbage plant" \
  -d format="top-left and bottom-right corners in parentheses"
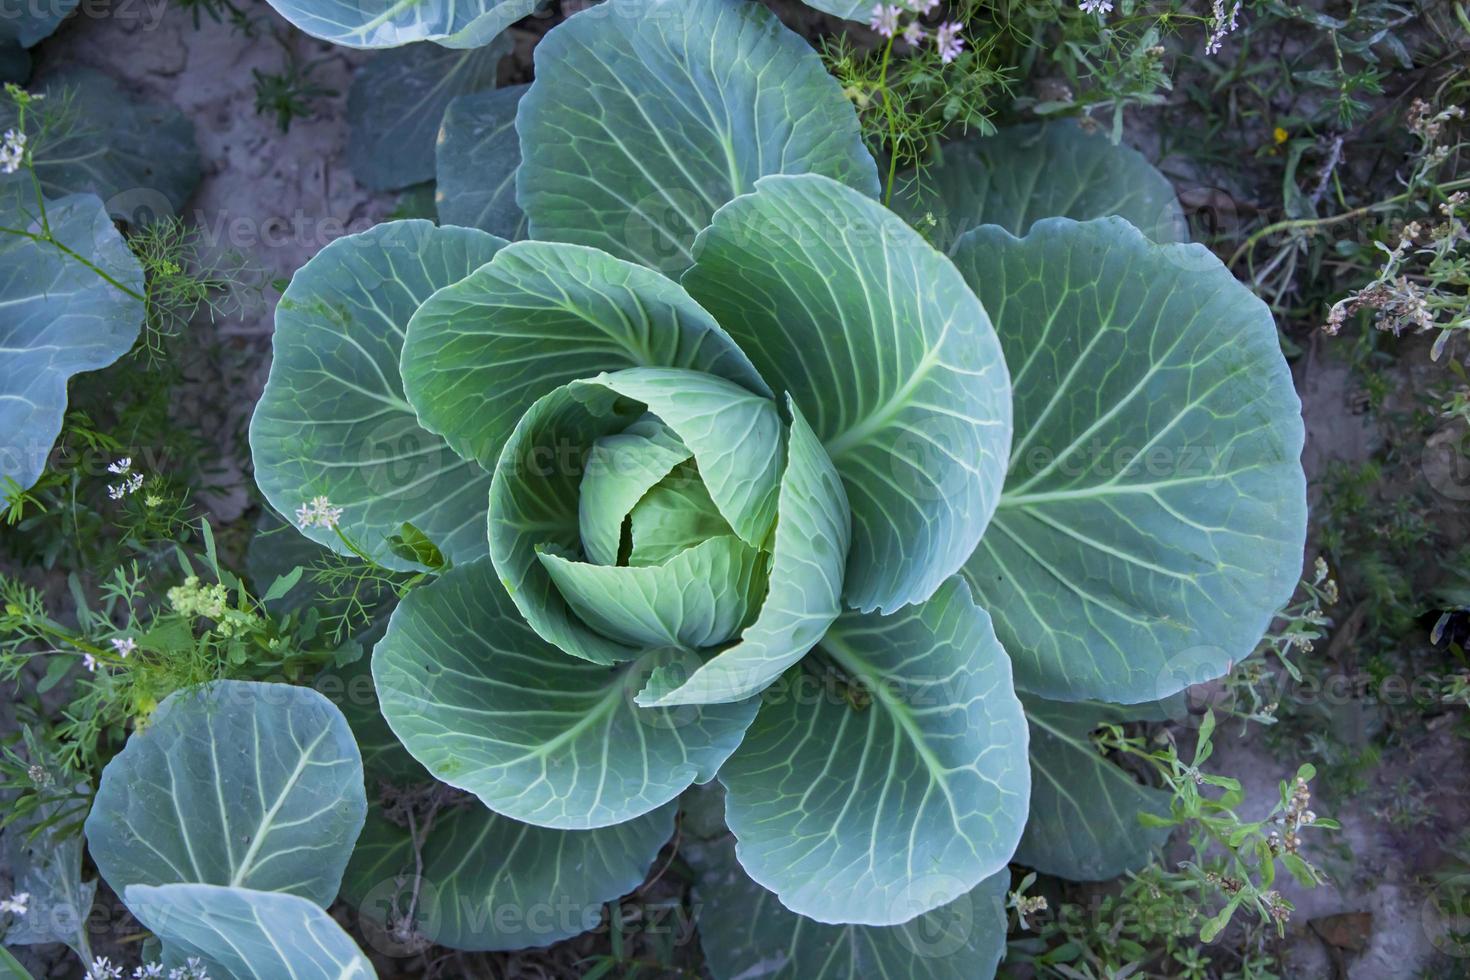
top-left (243, 0), bottom-right (1306, 971)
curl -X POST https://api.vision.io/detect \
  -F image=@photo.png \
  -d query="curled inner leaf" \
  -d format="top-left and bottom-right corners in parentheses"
top-left (490, 367), bottom-right (787, 665)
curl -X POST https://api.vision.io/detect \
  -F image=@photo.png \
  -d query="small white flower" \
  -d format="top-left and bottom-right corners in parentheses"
top-left (82, 653), bottom-right (98, 672)
top-left (0, 129), bottom-right (25, 175)
top-left (868, 2), bottom-right (900, 37)
top-left (0, 891), bottom-right (28, 915)
top-left (111, 636), bottom-right (137, 658)
top-left (1079, 0), bottom-right (1113, 13)
top-left (934, 21), bottom-right (965, 63)
top-left (107, 457), bottom-right (133, 475)
top-left (88, 957), bottom-right (124, 980)
top-left (108, 484), bottom-right (126, 500)
top-left (296, 496), bottom-right (344, 530)
top-left (133, 965), bottom-right (166, 979)
top-left (126, 472), bottom-right (143, 494)
top-left (902, 21), bottom-right (926, 45)
top-left (908, 0), bottom-right (940, 12)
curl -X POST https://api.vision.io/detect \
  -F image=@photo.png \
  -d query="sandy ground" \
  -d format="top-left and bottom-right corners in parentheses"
top-left (42, 1), bottom-right (395, 333)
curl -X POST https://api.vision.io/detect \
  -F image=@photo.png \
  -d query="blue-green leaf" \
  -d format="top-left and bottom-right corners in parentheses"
top-left (487, 382), bottom-right (645, 666)
top-left (720, 578), bottom-right (1029, 925)
top-left (85, 680), bottom-right (367, 907)
top-left (3, 786), bottom-right (96, 961)
top-left (590, 368), bottom-right (783, 548)
top-left (401, 239), bottom-right (767, 473)
top-left (437, 84), bottom-right (528, 240)
top-left (684, 174), bottom-right (1011, 614)
top-left (627, 462), bottom-right (735, 566)
top-left (124, 884), bottom-right (375, 979)
top-left (249, 220), bottom-right (506, 571)
top-left (686, 832), bottom-right (1010, 979)
top-left (635, 401), bottom-right (848, 707)
top-left (1017, 697), bottom-right (1173, 880)
top-left (342, 800), bottom-right (675, 952)
top-left (0, 190), bottom-right (143, 492)
top-left (578, 416), bottom-right (691, 566)
top-left (347, 38), bottom-right (508, 192)
top-left (372, 558), bottom-right (759, 829)
top-left (954, 217), bottom-right (1306, 703)
top-left (896, 121), bottom-right (1187, 251)
top-left (538, 535), bottom-right (766, 649)
top-left (259, 0), bottom-right (536, 49)
top-left (516, 0), bottom-right (878, 272)
top-left (488, 369), bottom-right (784, 665)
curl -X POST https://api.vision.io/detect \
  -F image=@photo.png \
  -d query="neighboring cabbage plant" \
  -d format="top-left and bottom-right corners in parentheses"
top-left (82, 680), bottom-right (378, 979)
top-left (0, 74), bottom-right (201, 493)
top-left (248, 0), bottom-right (1307, 972)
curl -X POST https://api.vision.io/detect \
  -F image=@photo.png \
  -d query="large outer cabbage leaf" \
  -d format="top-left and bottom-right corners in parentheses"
top-left (346, 36), bottom-right (509, 192)
top-left (250, 220), bottom-right (506, 570)
top-left (258, 0), bottom-right (537, 49)
top-left (954, 217), bottom-right (1306, 703)
top-left (719, 578), bottom-right (1029, 925)
top-left (516, 0), bottom-right (879, 272)
top-left (685, 831), bottom-right (1010, 979)
top-left (896, 120), bottom-right (1187, 251)
top-left (684, 174), bottom-right (1011, 614)
top-left (401, 240), bottom-right (767, 473)
top-left (437, 83), bottom-right (529, 240)
top-left (372, 557), bottom-right (759, 829)
top-left (1017, 696), bottom-right (1174, 880)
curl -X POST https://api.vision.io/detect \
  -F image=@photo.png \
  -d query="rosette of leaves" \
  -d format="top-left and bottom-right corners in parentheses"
top-left (250, 0), bottom-right (1306, 971)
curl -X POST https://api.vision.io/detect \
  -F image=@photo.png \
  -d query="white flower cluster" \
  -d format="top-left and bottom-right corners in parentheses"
top-left (87, 956), bottom-right (209, 980)
top-left (106, 458), bottom-right (144, 500)
top-left (295, 495), bottom-right (343, 530)
top-left (0, 891), bottom-right (28, 915)
top-left (867, 0), bottom-right (965, 64)
top-left (1078, 0), bottom-right (1112, 14)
